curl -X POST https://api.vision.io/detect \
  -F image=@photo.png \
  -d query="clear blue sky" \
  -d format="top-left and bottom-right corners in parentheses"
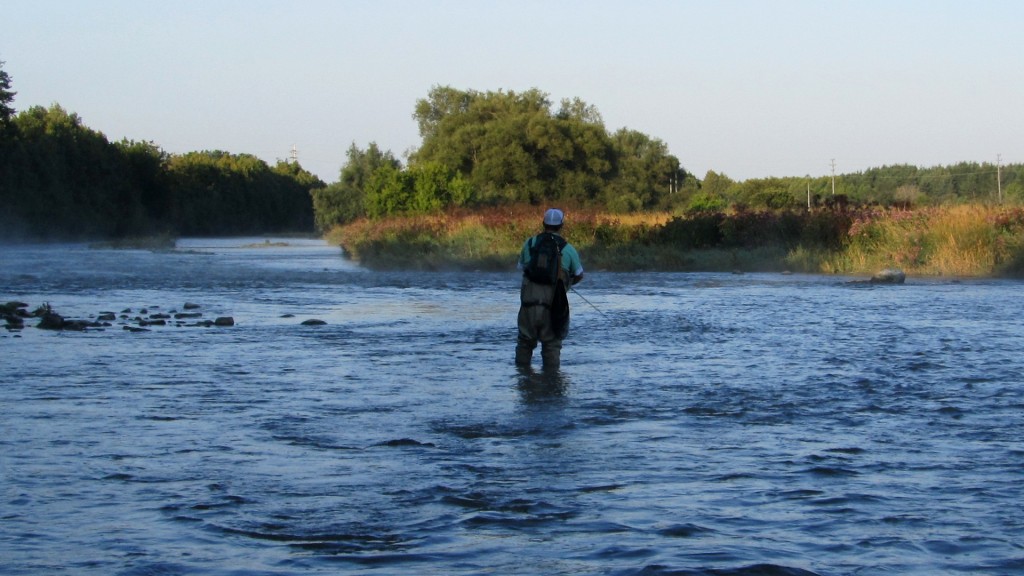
top-left (4, 0), bottom-right (1022, 184)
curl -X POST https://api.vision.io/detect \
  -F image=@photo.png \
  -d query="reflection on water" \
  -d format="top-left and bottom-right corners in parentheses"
top-left (516, 365), bottom-right (571, 402)
top-left (3, 238), bottom-right (1024, 575)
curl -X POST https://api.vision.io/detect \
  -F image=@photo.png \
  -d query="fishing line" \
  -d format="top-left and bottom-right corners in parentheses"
top-left (571, 287), bottom-right (607, 317)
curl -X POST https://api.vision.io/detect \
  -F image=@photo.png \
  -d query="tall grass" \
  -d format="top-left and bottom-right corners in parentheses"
top-left (825, 205), bottom-right (1024, 276)
top-left (327, 204), bottom-right (1024, 277)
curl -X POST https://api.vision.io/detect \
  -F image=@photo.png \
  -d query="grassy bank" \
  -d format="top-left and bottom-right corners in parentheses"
top-left (823, 205), bottom-right (1024, 277)
top-left (326, 204), bottom-right (1024, 277)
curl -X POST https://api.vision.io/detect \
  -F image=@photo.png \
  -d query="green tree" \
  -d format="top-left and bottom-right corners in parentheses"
top-left (686, 192), bottom-right (728, 214)
top-left (364, 162), bottom-right (414, 218)
top-left (114, 139), bottom-right (170, 233)
top-left (412, 86), bottom-right (619, 207)
top-left (552, 100), bottom-right (614, 204)
top-left (408, 161), bottom-right (473, 213)
top-left (605, 129), bottom-right (681, 212)
top-left (734, 177), bottom-right (800, 210)
top-left (311, 142), bottom-right (400, 229)
top-left (701, 170), bottom-right (734, 199)
top-left (0, 60), bottom-right (15, 127)
top-left (164, 150), bottom-right (318, 235)
top-left (7, 104), bottom-right (128, 238)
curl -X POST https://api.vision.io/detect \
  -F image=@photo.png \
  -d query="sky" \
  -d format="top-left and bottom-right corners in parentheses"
top-left (4, 0), bottom-right (1022, 184)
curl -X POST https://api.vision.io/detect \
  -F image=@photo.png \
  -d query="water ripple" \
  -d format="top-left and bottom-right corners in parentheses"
top-left (4, 244), bottom-right (1024, 575)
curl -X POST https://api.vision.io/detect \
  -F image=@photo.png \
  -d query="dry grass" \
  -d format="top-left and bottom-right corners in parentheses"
top-left (826, 205), bottom-right (1024, 276)
top-left (327, 204), bottom-right (1024, 277)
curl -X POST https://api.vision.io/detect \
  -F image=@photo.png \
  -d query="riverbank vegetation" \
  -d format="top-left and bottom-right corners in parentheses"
top-left (4, 59), bottom-right (1024, 277)
top-left (330, 204), bottom-right (1024, 278)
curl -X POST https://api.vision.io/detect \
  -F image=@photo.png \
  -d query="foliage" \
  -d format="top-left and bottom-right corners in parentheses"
top-left (164, 151), bottom-right (321, 236)
top-left (715, 162), bottom-right (1022, 210)
top-left (828, 205), bottom-right (1024, 276)
top-left (686, 191), bottom-right (729, 214)
top-left (0, 60), bottom-right (15, 128)
top-left (331, 206), bottom-right (534, 270)
top-left (405, 86), bottom-right (684, 213)
top-left (1, 104), bottom-right (147, 238)
top-left (311, 142), bottom-right (397, 230)
top-left (0, 106), bottom-right (322, 240)
top-left (329, 204), bottom-right (1024, 277)
top-left (0, 63), bottom-right (322, 240)
top-left (604, 128), bottom-right (681, 212)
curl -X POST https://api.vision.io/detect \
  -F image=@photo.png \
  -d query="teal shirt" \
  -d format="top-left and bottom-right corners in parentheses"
top-left (518, 233), bottom-right (584, 278)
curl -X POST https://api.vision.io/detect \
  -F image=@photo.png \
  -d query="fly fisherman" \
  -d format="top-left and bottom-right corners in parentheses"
top-left (515, 208), bottom-right (584, 369)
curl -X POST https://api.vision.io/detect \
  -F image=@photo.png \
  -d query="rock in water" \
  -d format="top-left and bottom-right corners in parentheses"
top-left (871, 268), bottom-right (906, 284)
top-left (37, 312), bottom-right (66, 330)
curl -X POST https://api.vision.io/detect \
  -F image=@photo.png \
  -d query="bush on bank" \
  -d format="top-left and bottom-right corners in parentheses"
top-left (326, 204), bottom-right (1024, 277)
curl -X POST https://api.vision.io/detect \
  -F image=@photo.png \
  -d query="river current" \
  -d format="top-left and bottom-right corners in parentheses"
top-left (2, 238), bottom-right (1023, 575)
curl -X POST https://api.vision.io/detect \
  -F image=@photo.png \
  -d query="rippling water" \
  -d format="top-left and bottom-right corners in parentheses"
top-left (3, 238), bottom-right (1024, 575)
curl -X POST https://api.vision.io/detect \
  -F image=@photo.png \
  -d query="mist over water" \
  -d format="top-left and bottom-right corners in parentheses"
top-left (3, 239), bottom-right (1023, 575)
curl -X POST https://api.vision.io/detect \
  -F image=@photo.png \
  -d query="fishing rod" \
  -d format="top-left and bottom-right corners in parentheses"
top-left (571, 287), bottom-right (607, 317)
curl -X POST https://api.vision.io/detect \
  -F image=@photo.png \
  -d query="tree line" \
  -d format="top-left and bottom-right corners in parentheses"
top-left (693, 163), bottom-right (1023, 214)
top-left (4, 57), bottom-right (1021, 241)
top-left (313, 85), bottom-right (1022, 231)
top-left (0, 61), bottom-right (323, 241)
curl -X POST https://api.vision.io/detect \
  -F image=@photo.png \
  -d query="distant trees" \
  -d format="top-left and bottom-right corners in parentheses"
top-left (0, 61), bottom-right (323, 240)
top-left (702, 163), bottom-right (1023, 213)
top-left (165, 152), bottom-right (320, 236)
top-left (0, 105), bottom-right (322, 240)
top-left (1, 104), bottom-right (143, 238)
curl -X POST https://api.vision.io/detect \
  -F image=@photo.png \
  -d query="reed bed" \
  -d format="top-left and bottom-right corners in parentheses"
top-left (327, 204), bottom-right (1024, 277)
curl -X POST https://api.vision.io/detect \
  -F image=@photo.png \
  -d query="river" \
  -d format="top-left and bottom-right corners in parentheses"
top-left (2, 238), bottom-right (1023, 575)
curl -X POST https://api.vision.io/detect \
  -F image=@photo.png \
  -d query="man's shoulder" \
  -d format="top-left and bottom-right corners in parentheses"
top-left (532, 232), bottom-right (567, 244)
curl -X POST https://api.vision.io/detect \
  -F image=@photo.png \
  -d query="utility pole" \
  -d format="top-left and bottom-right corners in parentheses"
top-left (290, 144), bottom-right (298, 164)
top-left (830, 158), bottom-right (837, 196)
top-left (997, 153), bottom-right (1003, 204)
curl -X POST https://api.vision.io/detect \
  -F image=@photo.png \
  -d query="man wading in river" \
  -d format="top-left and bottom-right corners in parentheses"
top-left (515, 208), bottom-right (585, 369)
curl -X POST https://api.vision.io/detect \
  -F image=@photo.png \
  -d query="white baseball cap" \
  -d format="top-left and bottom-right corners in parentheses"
top-left (543, 208), bottom-right (564, 226)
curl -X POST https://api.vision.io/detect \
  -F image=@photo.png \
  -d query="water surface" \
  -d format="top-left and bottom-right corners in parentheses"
top-left (2, 239), bottom-right (1023, 575)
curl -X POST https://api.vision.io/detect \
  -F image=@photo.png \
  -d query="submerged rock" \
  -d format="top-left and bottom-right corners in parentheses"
top-left (301, 319), bottom-right (327, 326)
